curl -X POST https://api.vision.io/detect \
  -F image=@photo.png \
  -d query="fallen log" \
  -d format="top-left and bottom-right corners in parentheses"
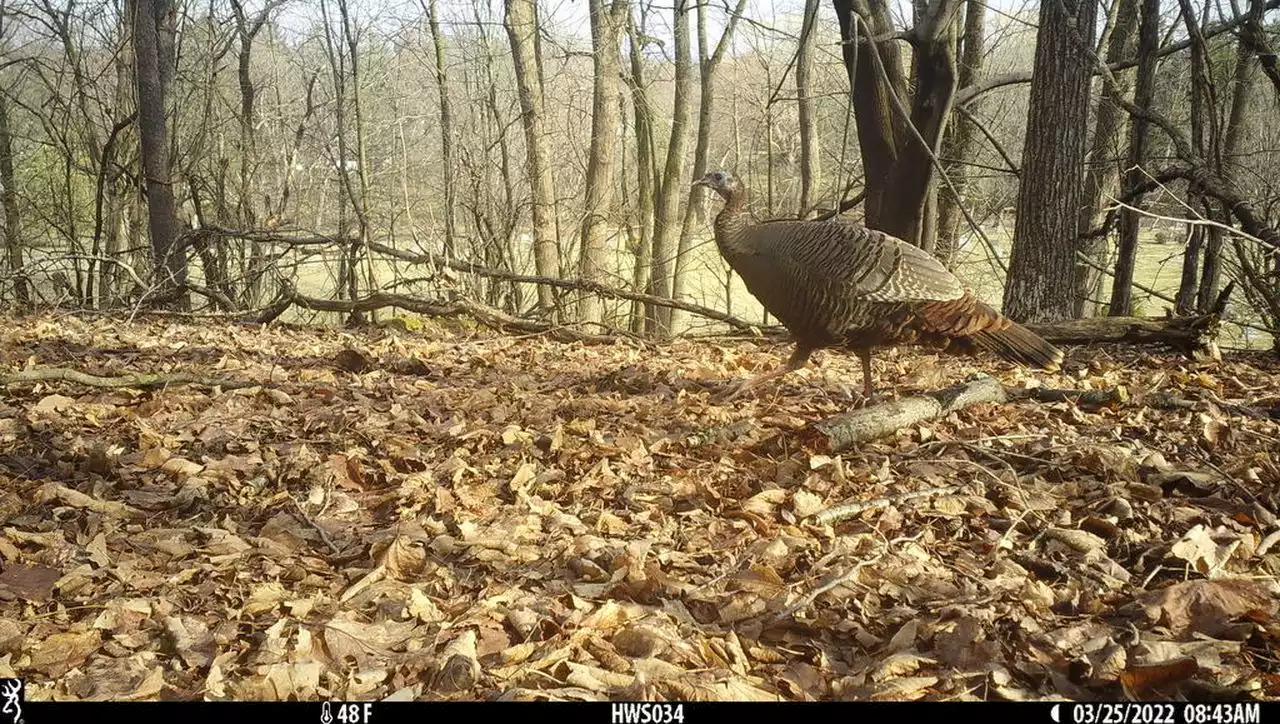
top-left (1025, 281), bottom-right (1234, 360)
top-left (1026, 314), bottom-right (1223, 359)
top-left (806, 378), bottom-right (1144, 452)
top-left (1005, 386), bottom-right (1130, 407)
top-left (808, 377), bottom-right (1008, 453)
top-left (259, 287), bottom-right (630, 345)
top-left (804, 375), bottom-right (1265, 451)
top-left (0, 367), bottom-right (254, 391)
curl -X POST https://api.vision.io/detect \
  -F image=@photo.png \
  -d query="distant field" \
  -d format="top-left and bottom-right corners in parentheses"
top-left (260, 223), bottom-right (1276, 350)
top-left (19, 221), bottom-right (1274, 350)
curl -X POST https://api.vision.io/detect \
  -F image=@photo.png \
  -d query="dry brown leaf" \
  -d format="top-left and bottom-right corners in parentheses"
top-left (0, 563), bottom-right (60, 603)
top-left (1170, 525), bottom-right (1241, 576)
top-left (1139, 579), bottom-right (1277, 637)
top-left (869, 675), bottom-right (938, 701)
top-left (613, 625), bottom-right (665, 658)
top-left (435, 629), bottom-right (480, 693)
top-left (28, 629), bottom-right (101, 677)
top-left (164, 615), bottom-right (216, 668)
top-left (870, 651), bottom-right (935, 681)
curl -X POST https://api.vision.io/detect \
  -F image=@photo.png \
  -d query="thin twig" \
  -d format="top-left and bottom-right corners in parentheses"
top-left (0, 367), bottom-right (256, 390)
top-left (813, 484), bottom-right (962, 525)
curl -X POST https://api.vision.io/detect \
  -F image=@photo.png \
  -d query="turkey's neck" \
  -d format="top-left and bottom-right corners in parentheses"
top-left (713, 189), bottom-right (751, 255)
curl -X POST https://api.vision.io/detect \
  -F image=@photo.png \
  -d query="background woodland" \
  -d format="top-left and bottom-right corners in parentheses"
top-left (0, 0), bottom-right (1277, 347)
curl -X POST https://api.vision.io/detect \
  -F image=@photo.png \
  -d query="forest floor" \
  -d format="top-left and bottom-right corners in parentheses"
top-left (1, 313), bottom-right (1279, 702)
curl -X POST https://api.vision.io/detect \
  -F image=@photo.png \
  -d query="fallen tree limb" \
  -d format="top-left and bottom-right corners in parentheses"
top-left (361, 241), bottom-right (760, 334)
top-left (805, 376), bottom-right (1265, 451)
top-left (38, 483), bottom-right (145, 520)
top-left (265, 287), bottom-right (629, 345)
top-left (1026, 312), bottom-right (1224, 359)
top-left (198, 224), bottom-right (760, 334)
top-left (807, 377), bottom-right (1008, 453)
top-left (0, 367), bottom-right (254, 390)
top-left (1005, 386), bottom-right (1131, 407)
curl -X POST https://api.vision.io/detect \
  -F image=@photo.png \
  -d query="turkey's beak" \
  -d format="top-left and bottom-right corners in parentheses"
top-left (691, 176), bottom-right (711, 188)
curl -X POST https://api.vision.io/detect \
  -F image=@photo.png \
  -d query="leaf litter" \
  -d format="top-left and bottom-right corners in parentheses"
top-left (0, 315), bottom-right (1278, 701)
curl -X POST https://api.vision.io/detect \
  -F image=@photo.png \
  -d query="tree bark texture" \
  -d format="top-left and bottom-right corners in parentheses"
top-left (796, 0), bottom-right (823, 216)
top-left (670, 0), bottom-right (747, 332)
top-left (505, 0), bottom-right (560, 316)
top-left (644, 0), bottom-right (694, 335)
top-left (132, 0), bottom-right (187, 302)
top-left (1003, 0), bottom-right (1097, 323)
top-left (935, 0), bottom-right (985, 266)
top-left (1108, 0), bottom-right (1160, 316)
top-left (0, 93), bottom-right (27, 309)
top-left (831, 0), bottom-right (959, 249)
top-left (576, 0), bottom-right (627, 326)
top-left (626, 9), bottom-right (658, 333)
top-left (1076, 0), bottom-right (1139, 316)
top-left (425, 0), bottom-right (458, 259)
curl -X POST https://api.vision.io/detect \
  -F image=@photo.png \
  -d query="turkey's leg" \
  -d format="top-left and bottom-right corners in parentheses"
top-left (722, 346), bottom-right (813, 401)
top-left (857, 348), bottom-right (875, 399)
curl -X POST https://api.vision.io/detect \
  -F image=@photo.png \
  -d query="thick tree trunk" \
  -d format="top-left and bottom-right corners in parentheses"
top-left (1003, 0), bottom-right (1096, 323)
top-left (1077, 0), bottom-right (1139, 316)
top-left (644, 0), bottom-right (694, 335)
top-left (577, 0), bottom-right (627, 326)
top-left (505, 0), bottom-right (560, 316)
top-left (1176, 225), bottom-right (1203, 314)
top-left (831, 0), bottom-right (959, 248)
top-left (132, 0), bottom-right (186, 303)
top-left (1109, 0), bottom-right (1159, 316)
top-left (1201, 0), bottom-right (1261, 315)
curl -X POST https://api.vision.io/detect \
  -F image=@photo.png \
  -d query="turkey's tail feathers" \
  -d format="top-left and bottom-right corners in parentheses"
top-left (968, 321), bottom-right (1064, 371)
top-left (912, 293), bottom-right (1065, 371)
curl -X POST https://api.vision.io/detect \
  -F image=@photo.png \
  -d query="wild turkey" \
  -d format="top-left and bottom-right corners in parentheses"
top-left (693, 170), bottom-right (1064, 401)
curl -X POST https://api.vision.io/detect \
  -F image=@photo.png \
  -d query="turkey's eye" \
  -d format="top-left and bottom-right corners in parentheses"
top-left (715, 173), bottom-right (726, 182)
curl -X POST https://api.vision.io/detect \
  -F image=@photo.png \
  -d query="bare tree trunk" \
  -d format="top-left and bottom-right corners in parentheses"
top-left (831, 0), bottom-right (959, 249)
top-left (1201, 0), bottom-right (1262, 314)
top-left (1109, 0), bottom-right (1159, 316)
top-left (935, 0), bottom-right (985, 266)
top-left (627, 9), bottom-right (657, 333)
top-left (229, 0), bottom-right (284, 308)
top-left (1003, 0), bottom-right (1097, 322)
top-left (670, 0), bottom-right (747, 331)
top-left (1176, 225), bottom-right (1203, 314)
top-left (424, 0), bottom-right (458, 258)
top-left (1076, 0), bottom-right (1139, 316)
top-left (505, 0), bottom-right (559, 317)
top-left (577, 0), bottom-right (627, 326)
top-left (131, 0), bottom-right (186, 304)
top-left (0, 93), bottom-right (26, 309)
top-left (796, 0), bottom-right (823, 217)
top-left (643, 0), bottom-right (694, 335)
top-left (339, 0), bottom-right (376, 324)
top-left (102, 40), bottom-right (134, 308)
top-left (320, 0), bottom-right (359, 321)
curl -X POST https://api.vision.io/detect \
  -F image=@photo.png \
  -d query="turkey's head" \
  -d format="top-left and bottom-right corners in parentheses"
top-left (693, 170), bottom-right (743, 201)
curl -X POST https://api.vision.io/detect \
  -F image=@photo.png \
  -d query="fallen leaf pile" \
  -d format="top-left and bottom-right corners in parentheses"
top-left (1, 314), bottom-right (1279, 701)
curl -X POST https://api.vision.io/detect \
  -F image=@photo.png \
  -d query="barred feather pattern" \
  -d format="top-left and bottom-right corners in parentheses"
top-left (712, 185), bottom-right (1063, 372)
